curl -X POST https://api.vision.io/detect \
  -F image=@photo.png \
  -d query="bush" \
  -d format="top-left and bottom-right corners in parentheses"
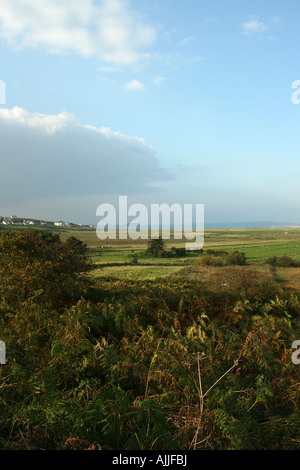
top-left (0, 230), bottom-right (93, 309)
top-left (265, 255), bottom-right (300, 267)
top-left (276, 255), bottom-right (300, 267)
top-left (130, 253), bottom-right (139, 264)
top-left (206, 249), bottom-right (228, 257)
top-left (171, 247), bottom-right (186, 256)
top-left (197, 254), bottom-right (223, 266)
top-left (226, 251), bottom-right (247, 266)
top-left (265, 256), bottom-right (278, 266)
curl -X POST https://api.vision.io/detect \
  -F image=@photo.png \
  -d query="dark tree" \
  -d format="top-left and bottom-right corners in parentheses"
top-left (146, 237), bottom-right (166, 257)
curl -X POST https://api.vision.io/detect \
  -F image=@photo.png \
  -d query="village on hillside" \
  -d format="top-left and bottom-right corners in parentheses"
top-left (0, 215), bottom-right (72, 228)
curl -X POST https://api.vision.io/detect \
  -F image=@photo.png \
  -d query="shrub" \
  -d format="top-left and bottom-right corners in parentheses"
top-left (265, 256), bottom-right (278, 266)
top-left (226, 251), bottom-right (247, 266)
top-left (197, 254), bottom-right (223, 266)
top-left (265, 255), bottom-right (300, 267)
top-left (276, 255), bottom-right (300, 267)
top-left (0, 230), bottom-right (93, 309)
top-left (206, 249), bottom-right (228, 257)
top-left (130, 253), bottom-right (139, 264)
top-left (171, 247), bottom-right (186, 256)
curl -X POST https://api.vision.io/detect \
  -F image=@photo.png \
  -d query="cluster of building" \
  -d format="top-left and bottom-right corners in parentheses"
top-left (0, 216), bottom-right (70, 227)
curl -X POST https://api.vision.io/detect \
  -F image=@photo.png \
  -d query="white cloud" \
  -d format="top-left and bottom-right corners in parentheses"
top-left (242, 20), bottom-right (268, 35)
top-left (0, 106), bottom-right (73, 133)
top-left (0, 107), bottom-right (171, 211)
top-left (0, 0), bottom-right (156, 65)
top-left (125, 79), bottom-right (145, 91)
top-left (178, 35), bottom-right (196, 46)
top-left (153, 76), bottom-right (166, 85)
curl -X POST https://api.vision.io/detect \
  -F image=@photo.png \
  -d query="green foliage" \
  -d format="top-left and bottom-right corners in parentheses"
top-left (265, 256), bottom-right (278, 267)
top-left (0, 231), bottom-right (300, 450)
top-left (265, 255), bottom-right (300, 267)
top-left (146, 237), bottom-right (167, 257)
top-left (65, 236), bottom-right (89, 255)
top-left (226, 251), bottom-right (247, 266)
top-left (197, 254), bottom-right (223, 266)
top-left (129, 252), bottom-right (139, 264)
top-left (171, 247), bottom-right (187, 256)
top-left (0, 230), bottom-right (93, 310)
top-left (205, 249), bottom-right (228, 257)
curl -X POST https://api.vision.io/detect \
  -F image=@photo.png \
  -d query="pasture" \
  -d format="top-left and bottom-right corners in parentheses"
top-left (52, 226), bottom-right (300, 288)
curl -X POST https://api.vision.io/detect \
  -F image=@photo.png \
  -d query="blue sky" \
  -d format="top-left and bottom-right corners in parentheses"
top-left (0, 0), bottom-right (300, 224)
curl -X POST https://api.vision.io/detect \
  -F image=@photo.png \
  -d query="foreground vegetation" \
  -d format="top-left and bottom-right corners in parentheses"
top-left (0, 228), bottom-right (299, 450)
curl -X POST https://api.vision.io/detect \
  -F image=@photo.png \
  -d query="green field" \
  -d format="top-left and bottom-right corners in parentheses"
top-left (4, 224), bottom-right (300, 285)
top-left (4, 224), bottom-right (300, 283)
top-left (45, 226), bottom-right (300, 285)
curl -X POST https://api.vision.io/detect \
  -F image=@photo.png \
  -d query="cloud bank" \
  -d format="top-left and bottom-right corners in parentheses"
top-left (0, 0), bottom-right (156, 65)
top-left (0, 107), bottom-right (171, 209)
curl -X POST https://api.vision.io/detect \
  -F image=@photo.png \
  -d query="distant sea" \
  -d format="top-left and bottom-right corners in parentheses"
top-left (104, 222), bottom-right (300, 230)
top-left (204, 222), bottom-right (300, 229)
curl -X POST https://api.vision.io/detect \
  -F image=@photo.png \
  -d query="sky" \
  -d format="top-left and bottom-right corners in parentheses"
top-left (0, 0), bottom-right (300, 225)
